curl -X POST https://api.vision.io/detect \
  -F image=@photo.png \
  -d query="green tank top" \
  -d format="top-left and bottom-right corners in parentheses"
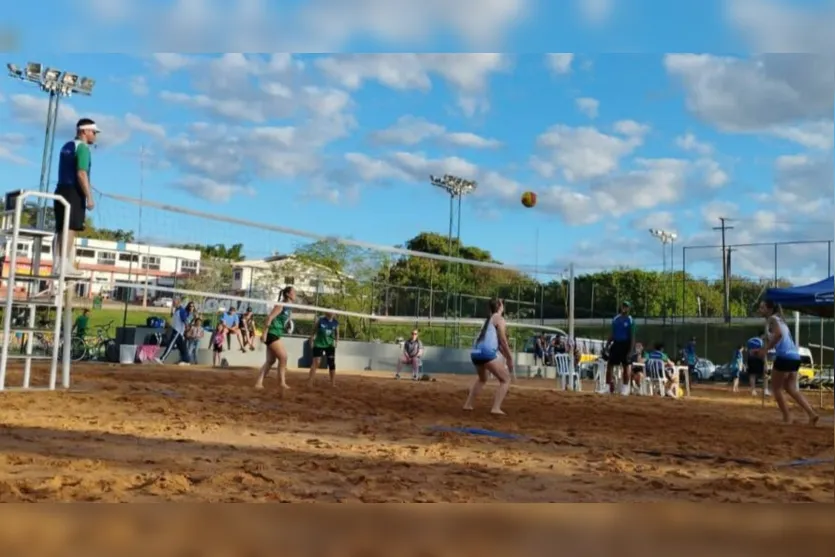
top-left (313, 317), bottom-right (338, 348)
top-left (267, 307), bottom-right (292, 337)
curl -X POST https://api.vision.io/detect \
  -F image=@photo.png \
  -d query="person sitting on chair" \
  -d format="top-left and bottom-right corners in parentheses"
top-left (395, 329), bottom-right (424, 381)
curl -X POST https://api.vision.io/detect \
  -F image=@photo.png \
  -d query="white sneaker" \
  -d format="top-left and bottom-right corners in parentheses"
top-left (620, 385), bottom-right (631, 396)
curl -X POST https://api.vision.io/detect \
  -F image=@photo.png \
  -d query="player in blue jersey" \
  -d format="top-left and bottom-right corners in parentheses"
top-left (756, 300), bottom-right (818, 425)
top-left (606, 301), bottom-right (635, 395)
top-left (464, 298), bottom-right (514, 415)
top-left (53, 118), bottom-right (99, 277)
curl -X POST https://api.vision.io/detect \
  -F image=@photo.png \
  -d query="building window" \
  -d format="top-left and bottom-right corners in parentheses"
top-left (233, 269), bottom-right (242, 280)
top-left (181, 260), bottom-right (199, 275)
top-left (76, 248), bottom-right (95, 259)
top-left (41, 244), bottom-right (51, 254)
top-left (284, 276), bottom-right (295, 285)
top-left (97, 251), bottom-right (117, 266)
top-left (16, 243), bottom-right (29, 252)
top-left (119, 253), bottom-right (139, 263)
top-left (142, 256), bottom-right (161, 271)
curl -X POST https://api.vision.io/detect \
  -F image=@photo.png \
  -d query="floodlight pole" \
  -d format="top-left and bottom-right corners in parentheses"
top-left (649, 228), bottom-right (678, 326)
top-left (6, 62), bottom-right (95, 285)
top-left (429, 174), bottom-right (477, 347)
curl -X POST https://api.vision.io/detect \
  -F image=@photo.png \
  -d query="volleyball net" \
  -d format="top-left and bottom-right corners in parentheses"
top-left (88, 190), bottom-right (578, 350)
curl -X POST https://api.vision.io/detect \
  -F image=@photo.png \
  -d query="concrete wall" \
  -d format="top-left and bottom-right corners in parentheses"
top-left (117, 327), bottom-right (543, 375)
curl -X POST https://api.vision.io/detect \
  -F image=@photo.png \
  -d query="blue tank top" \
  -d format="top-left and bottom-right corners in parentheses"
top-left (771, 317), bottom-right (800, 360)
top-left (472, 317), bottom-right (499, 358)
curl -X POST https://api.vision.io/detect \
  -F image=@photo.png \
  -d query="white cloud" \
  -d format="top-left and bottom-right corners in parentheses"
top-left (315, 53), bottom-right (509, 116)
top-left (546, 54), bottom-right (574, 74)
top-left (343, 151), bottom-right (519, 201)
top-left (128, 75), bottom-right (149, 96)
top-left (664, 53), bottom-right (835, 149)
top-left (577, 0), bottom-right (613, 25)
top-left (6, 94), bottom-right (151, 148)
top-left (675, 133), bottom-right (713, 155)
top-left (575, 97), bottom-right (599, 119)
top-left (534, 121), bottom-right (648, 182)
top-left (725, 0), bottom-right (835, 53)
top-left (695, 158), bottom-right (729, 188)
top-left (124, 113), bottom-right (166, 139)
top-left (370, 116), bottom-right (500, 148)
top-left (769, 154), bottom-right (834, 215)
top-left (0, 132), bottom-right (31, 166)
top-left (173, 175), bottom-right (256, 204)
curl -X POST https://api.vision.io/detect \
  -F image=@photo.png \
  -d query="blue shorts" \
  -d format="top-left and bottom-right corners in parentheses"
top-left (471, 349), bottom-right (497, 366)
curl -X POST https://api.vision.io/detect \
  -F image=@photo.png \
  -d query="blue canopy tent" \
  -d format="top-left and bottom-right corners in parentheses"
top-left (765, 276), bottom-right (834, 318)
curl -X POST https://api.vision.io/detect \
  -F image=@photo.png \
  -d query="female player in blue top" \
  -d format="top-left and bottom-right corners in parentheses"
top-left (255, 286), bottom-right (296, 392)
top-left (755, 300), bottom-right (818, 425)
top-left (463, 298), bottom-right (514, 415)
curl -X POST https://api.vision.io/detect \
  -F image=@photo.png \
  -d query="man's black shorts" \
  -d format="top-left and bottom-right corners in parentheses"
top-left (53, 185), bottom-right (86, 232)
top-left (747, 357), bottom-right (765, 376)
top-left (608, 340), bottom-right (632, 367)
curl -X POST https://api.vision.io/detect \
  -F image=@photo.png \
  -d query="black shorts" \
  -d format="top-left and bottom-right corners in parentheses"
top-left (608, 341), bottom-right (631, 367)
top-left (312, 346), bottom-right (335, 359)
top-left (265, 333), bottom-right (281, 346)
top-left (772, 357), bottom-right (801, 373)
top-left (212, 344), bottom-right (223, 353)
top-left (54, 185), bottom-right (86, 232)
top-left (471, 354), bottom-right (496, 366)
top-left (747, 358), bottom-right (765, 376)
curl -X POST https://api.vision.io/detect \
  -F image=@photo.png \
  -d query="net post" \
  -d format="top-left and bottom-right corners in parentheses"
top-left (61, 283), bottom-right (73, 389)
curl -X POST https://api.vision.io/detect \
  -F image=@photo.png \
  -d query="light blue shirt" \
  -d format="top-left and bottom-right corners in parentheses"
top-left (221, 312), bottom-right (240, 328)
top-left (472, 318), bottom-right (499, 359)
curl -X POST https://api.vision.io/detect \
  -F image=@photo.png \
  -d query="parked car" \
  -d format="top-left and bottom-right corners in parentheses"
top-left (691, 358), bottom-right (716, 381)
top-left (153, 297), bottom-right (173, 308)
top-left (712, 363), bottom-right (733, 382)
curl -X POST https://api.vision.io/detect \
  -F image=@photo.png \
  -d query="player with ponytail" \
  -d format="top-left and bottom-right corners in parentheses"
top-left (255, 286), bottom-right (296, 391)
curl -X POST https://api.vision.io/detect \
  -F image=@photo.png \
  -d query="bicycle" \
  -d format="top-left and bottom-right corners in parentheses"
top-left (82, 320), bottom-right (119, 362)
top-left (17, 330), bottom-right (87, 362)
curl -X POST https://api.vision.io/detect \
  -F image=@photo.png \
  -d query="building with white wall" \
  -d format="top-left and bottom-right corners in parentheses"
top-left (231, 254), bottom-right (342, 301)
top-left (1, 235), bottom-right (201, 299)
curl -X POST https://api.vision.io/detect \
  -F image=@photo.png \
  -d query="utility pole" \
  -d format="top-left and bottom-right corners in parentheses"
top-left (713, 217), bottom-right (734, 324)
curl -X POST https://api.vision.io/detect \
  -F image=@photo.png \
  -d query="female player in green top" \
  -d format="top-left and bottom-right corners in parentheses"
top-left (255, 286), bottom-right (295, 391)
top-left (307, 311), bottom-right (339, 386)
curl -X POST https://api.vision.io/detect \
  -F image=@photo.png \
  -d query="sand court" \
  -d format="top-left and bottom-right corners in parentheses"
top-left (0, 363), bottom-right (832, 502)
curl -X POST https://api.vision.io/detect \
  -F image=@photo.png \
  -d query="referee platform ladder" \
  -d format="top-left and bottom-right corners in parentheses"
top-left (0, 190), bottom-right (76, 392)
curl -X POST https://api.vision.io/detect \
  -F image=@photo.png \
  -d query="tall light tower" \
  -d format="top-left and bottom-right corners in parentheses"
top-left (429, 174), bottom-right (477, 347)
top-left (6, 62), bottom-right (95, 281)
top-left (649, 228), bottom-right (678, 325)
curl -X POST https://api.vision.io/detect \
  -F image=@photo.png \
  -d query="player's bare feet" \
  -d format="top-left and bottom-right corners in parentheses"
top-left (462, 405), bottom-right (474, 411)
top-left (280, 384), bottom-right (290, 391)
top-left (809, 414), bottom-right (820, 427)
top-left (255, 383), bottom-right (264, 390)
top-left (490, 409), bottom-right (506, 416)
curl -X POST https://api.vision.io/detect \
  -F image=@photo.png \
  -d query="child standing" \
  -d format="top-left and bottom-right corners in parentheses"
top-left (212, 322), bottom-right (226, 367)
top-left (185, 318), bottom-right (205, 364)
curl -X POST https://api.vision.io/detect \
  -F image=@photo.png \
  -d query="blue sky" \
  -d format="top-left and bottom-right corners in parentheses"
top-left (0, 1), bottom-right (832, 284)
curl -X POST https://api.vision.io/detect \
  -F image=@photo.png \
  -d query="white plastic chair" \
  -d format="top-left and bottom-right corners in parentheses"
top-left (642, 358), bottom-right (667, 396)
top-left (555, 353), bottom-right (581, 391)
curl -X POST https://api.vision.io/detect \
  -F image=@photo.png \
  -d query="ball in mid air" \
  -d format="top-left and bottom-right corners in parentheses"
top-left (521, 191), bottom-right (537, 208)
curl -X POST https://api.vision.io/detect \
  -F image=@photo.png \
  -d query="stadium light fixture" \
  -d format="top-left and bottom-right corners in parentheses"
top-left (25, 61), bottom-right (42, 80)
top-left (6, 63), bottom-right (22, 77)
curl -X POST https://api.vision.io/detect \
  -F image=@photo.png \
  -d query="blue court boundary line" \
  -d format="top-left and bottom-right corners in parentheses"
top-left (426, 426), bottom-right (833, 469)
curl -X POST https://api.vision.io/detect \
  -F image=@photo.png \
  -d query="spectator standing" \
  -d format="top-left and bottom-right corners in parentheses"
top-left (73, 308), bottom-right (90, 339)
top-left (185, 317), bottom-right (205, 363)
top-left (685, 337), bottom-right (698, 377)
top-left (156, 299), bottom-right (191, 365)
top-left (240, 307), bottom-right (257, 351)
top-left (746, 335), bottom-right (769, 397)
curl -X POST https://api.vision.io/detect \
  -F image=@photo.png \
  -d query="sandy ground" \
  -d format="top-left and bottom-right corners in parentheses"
top-left (0, 363), bottom-right (832, 502)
